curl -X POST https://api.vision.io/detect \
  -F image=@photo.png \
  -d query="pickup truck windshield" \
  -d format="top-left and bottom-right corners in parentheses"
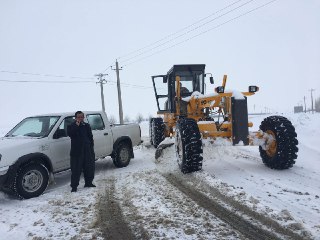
top-left (5, 116), bottom-right (60, 138)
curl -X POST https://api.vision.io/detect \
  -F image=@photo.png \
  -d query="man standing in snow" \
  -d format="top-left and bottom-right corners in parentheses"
top-left (67, 111), bottom-right (96, 192)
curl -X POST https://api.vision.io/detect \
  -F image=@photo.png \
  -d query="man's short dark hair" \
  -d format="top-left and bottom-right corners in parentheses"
top-left (75, 111), bottom-right (84, 117)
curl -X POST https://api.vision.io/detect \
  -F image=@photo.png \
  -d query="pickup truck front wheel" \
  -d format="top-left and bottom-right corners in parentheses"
top-left (14, 163), bottom-right (49, 199)
top-left (113, 142), bottom-right (131, 168)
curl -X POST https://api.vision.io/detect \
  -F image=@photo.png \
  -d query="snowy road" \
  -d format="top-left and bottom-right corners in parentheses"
top-left (0, 113), bottom-right (319, 239)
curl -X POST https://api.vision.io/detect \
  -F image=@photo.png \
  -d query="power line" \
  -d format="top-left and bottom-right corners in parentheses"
top-left (0, 70), bottom-right (94, 80)
top-left (0, 78), bottom-right (153, 89)
top-left (123, 0), bottom-right (278, 67)
top-left (0, 68), bottom-right (151, 88)
top-left (120, 0), bottom-right (256, 64)
top-left (0, 79), bottom-right (94, 83)
top-left (96, 0), bottom-right (277, 94)
top-left (2, 1), bottom-right (277, 90)
top-left (117, 0), bottom-right (246, 61)
top-left (107, 80), bottom-right (153, 89)
top-left (101, 61), bottom-right (115, 74)
top-left (101, 0), bottom-right (253, 71)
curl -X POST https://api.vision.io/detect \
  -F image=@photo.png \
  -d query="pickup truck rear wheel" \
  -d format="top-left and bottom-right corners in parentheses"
top-left (113, 142), bottom-right (131, 168)
top-left (14, 163), bottom-right (49, 199)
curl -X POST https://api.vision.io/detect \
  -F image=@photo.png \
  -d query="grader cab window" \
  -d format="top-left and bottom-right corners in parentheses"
top-left (175, 71), bottom-right (205, 96)
top-left (151, 75), bottom-right (169, 112)
top-left (151, 65), bottom-right (206, 114)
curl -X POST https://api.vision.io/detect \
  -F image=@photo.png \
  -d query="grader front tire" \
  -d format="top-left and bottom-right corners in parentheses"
top-left (259, 115), bottom-right (298, 169)
top-left (175, 118), bottom-right (203, 173)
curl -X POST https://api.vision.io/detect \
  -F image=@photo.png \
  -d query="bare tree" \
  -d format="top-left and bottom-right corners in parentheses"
top-left (135, 113), bottom-right (144, 124)
top-left (109, 115), bottom-right (117, 124)
top-left (124, 115), bottom-right (131, 123)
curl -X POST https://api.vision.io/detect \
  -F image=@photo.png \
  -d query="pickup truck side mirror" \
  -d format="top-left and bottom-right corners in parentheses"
top-left (53, 129), bottom-right (67, 139)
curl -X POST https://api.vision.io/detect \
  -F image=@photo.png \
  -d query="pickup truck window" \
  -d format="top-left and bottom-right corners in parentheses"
top-left (54, 116), bottom-right (74, 138)
top-left (6, 116), bottom-right (60, 138)
top-left (87, 114), bottom-right (105, 130)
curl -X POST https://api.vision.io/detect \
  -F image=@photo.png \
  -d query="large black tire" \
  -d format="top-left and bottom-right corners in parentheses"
top-left (149, 118), bottom-right (154, 145)
top-left (175, 118), bottom-right (203, 173)
top-left (152, 118), bottom-right (165, 148)
top-left (14, 163), bottom-right (49, 199)
top-left (259, 115), bottom-right (298, 169)
top-left (113, 142), bottom-right (131, 168)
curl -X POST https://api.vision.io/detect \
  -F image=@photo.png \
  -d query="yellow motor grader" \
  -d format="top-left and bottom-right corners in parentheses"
top-left (150, 64), bottom-right (298, 173)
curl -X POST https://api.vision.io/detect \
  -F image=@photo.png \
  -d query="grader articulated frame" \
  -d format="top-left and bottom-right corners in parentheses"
top-left (150, 64), bottom-right (298, 173)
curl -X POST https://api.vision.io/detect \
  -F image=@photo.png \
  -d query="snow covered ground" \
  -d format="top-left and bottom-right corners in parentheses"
top-left (0, 113), bottom-right (319, 239)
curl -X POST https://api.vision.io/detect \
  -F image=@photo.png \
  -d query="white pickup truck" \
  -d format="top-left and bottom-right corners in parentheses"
top-left (0, 111), bottom-right (141, 199)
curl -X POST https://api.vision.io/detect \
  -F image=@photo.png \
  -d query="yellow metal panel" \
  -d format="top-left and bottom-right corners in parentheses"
top-left (202, 131), bottom-right (232, 138)
top-left (198, 122), bottom-right (217, 132)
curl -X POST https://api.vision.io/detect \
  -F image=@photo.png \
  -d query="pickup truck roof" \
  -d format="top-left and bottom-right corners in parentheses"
top-left (28, 111), bottom-right (106, 117)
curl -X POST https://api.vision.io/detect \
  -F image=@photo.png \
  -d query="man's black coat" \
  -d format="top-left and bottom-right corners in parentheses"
top-left (67, 121), bottom-right (95, 188)
top-left (68, 121), bottom-right (94, 157)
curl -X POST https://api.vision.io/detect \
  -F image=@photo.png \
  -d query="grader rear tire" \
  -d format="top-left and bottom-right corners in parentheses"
top-left (152, 118), bottom-right (165, 148)
top-left (259, 115), bottom-right (298, 169)
top-left (175, 118), bottom-right (203, 173)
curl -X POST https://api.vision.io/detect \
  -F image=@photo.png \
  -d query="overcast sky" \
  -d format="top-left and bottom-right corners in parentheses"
top-left (0, 0), bottom-right (319, 128)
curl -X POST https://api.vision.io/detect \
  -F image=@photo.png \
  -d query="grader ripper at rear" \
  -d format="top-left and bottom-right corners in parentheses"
top-left (150, 64), bottom-right (298, 173)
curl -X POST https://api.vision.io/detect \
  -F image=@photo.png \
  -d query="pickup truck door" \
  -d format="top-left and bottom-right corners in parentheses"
top-left (87, 114), bottom-right (113, 158)
top-left (49, 116), bottom-right (74, 171)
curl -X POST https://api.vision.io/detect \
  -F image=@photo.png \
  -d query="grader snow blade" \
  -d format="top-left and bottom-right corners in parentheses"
top-left (150, 64), bottom-right (298, 173)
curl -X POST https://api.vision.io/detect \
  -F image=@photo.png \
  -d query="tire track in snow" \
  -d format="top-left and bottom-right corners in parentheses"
top-left (163, 173), bottom-right (281, 240)
top-left (155, 144), bottom-right (310, 239)
top-left (95, 144), bottom-right (310, 240)
top-left (163, 172), bottom-right (309, 240)
top-left (96, 177), bottom-right (137, 240)
top-left (114, 170), bottom-right (245, 239)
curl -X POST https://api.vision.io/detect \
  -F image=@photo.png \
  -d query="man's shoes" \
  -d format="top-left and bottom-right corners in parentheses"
top-left (84, 183), bottom-right (96, 188)
top-left (71, 187), bottom-right (77, 192)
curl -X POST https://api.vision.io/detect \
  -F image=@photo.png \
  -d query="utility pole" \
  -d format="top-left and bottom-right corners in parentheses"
top-left (94, 73), bottom-right (108, 112)
top-left (309, 89), bottom-right (315, 114)
top-left (303, 96), bottom-right (307, 113)
top-left (112, 60), bottom-right (124, 124)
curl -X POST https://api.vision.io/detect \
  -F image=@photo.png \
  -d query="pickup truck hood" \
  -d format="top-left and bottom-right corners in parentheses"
top-left (0, 137), bottom-right (40, 149)
top-left (0, 137), bottom-right (43, 169)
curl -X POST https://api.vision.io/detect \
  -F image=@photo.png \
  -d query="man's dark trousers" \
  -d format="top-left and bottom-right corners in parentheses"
top-left (70, 143), bottom-right (95, 188)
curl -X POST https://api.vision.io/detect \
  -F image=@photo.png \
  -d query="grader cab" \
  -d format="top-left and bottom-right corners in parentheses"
top-left (150, 64), bottom-right (298, 174)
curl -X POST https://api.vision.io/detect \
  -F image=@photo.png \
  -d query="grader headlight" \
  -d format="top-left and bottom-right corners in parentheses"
top-left (215, 86), bottom-right (225, 93)
top-left (249, 86), bottom-right (259, 93)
